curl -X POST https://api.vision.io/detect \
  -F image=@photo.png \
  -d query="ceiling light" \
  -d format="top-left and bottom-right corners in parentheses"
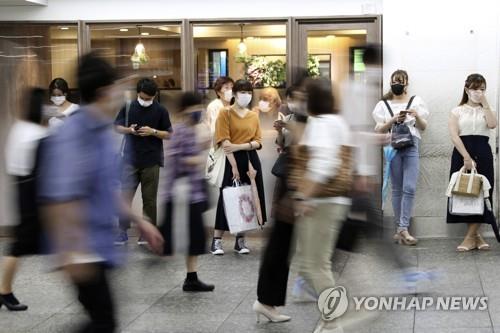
top-left (120, 28), bottom-right (129, 32)
top-left (246, 36), bottom-right (254, 40)
top-left (326, 35), bottom-right (335, 39)
top-left (237, 24), bottom-right (247, 55)
top-left (141, 32), bottom-right (150, 36)
top-left (60, 27), bottom-right (69, 30)
top-left (131, 25), bottom-right (149, 68)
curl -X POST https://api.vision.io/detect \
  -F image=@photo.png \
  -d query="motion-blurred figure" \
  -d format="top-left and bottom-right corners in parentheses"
top-left (160, 91), bottom-right (214, 292)
top-left (38, 53), bottom-right (163, 333)
top-left (290, 78), bottom-right (353, 333)
top-left (0, 88), bottom-right (48, 311)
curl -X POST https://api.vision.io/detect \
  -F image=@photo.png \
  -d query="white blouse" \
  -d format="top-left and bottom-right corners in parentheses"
top-left (6, 120), bottom-right (48, 176)
top-left (204, 98), bottom-right (224, 137)
top-left (450, 104), bottom-right (493, 137)
top-left (372, 95), bottom-right (429, 139)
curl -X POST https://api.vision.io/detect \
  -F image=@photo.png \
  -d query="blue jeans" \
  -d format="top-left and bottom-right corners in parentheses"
top-left (390, 138), bottom-right (420, 232)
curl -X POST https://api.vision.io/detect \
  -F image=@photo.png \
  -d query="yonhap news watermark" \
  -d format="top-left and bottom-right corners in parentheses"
top-left (317, 286), bottom-right (489, 321)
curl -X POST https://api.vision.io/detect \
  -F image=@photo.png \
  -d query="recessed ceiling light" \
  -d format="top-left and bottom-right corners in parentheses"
top-left (326, 35), bottom-right (336, 39)
top-left (120, 28), bottom-right (129, 32)
top-left (141, 32), bottom-right (150, 36)
top-left (60, 27), bottom-right (69, 30)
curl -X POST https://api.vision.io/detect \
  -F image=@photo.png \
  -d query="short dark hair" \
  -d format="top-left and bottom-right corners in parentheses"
top-left (178, 91), bottom-right (203, 111)
top-left (286, 85), bottom-right (300, 98)
top-left (78, 52), bottom-right (117, 103)
top-left (306, 78), bottom-right (336, 116)
top-left (49, 78), bottom-right (69, 95)
top-left (213, 76), bottom-right (234, 96)
top-left (232, 79), bottom-right (253, 94)
top-left (136, 78), bottom-right (158, 96)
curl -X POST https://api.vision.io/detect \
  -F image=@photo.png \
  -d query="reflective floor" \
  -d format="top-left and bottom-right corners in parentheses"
top-left (0, 237), bottom-right (499, 333)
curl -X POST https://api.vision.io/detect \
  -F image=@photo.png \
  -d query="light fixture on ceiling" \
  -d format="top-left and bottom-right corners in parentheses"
top-left (326, 35), bottom-right (336, 39)
top-left (141, 32), bottom-right (150, 36)
top-left (131, 24), bottom-right (149, 69)
top-left (60, 27), bottom-right (69, 30)
top-left (119, 28), bottom-right (129, 32)
top-left (237, 23), bottom-right (247, 55)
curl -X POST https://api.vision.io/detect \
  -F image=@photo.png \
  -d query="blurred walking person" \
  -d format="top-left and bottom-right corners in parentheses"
top-left (38, 53), bottom-right (163, 333)
top-left (290, 78), bottom-right (353, 333)
top-left (0, 88), bottom-right (48, 311)
top-left (160, 92), bottom-right (214, 292)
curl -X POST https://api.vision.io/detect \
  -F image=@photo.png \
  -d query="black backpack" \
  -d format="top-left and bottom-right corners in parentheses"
top-left (383, 96), bottom-right (415, 149)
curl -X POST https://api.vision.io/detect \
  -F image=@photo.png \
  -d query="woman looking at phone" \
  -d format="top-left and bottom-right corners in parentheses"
top-left (372, 70), bottom-right (429, 246)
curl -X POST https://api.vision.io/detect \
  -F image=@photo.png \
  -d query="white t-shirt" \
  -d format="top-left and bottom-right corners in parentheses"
top-left (6, 120), bottom-right (48, 176)
top-left (450, 104), bottom-right (494, 137)
top-left (372, 96), bottom-right (429, 139)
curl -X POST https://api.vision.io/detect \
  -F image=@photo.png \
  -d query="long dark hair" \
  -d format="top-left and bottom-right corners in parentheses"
top-left (24, 88), bottom-right (45, 125)
top-left (382, 69), bottom-right (408, 100)
top-left (459, 74), bottom-right (486, 106)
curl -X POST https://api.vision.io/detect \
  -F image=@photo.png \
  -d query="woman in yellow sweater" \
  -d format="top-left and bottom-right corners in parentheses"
top-left (211, 79), bottom-right (266, 255)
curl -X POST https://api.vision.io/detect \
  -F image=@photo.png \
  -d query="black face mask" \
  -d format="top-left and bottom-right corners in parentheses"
top-left (391, 83), bottom-right (405, 96)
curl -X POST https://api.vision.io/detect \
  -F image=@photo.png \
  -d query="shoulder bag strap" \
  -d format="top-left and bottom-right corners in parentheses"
top-left (406, 95), bottom-right (416, 110)
top-left (120, 101), bottom-right (131, 157)
top-left (382, 99), bottom-right (394, 117)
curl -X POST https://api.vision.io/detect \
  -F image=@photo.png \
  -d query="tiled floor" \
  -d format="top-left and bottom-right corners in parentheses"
top-left (1, 236), bottom-right (500, 333)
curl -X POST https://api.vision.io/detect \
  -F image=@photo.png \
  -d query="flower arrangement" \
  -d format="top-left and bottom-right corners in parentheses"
top-left (236, 55), bottom-right (286, 88)
top-left (307, 55), bottom-right (320, 77)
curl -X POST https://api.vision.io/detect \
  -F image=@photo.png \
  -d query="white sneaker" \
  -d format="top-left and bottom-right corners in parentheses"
top-left (211, 238), bottom-right (224, 255)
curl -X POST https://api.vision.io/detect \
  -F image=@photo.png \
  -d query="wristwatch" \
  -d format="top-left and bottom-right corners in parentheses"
top-left (153, 129), bottom-right (158, 135)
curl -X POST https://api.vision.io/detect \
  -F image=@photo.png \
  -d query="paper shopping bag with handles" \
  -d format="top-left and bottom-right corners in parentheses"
top-left (223, 181), bottom-right (259, 235)
top-left (449, 192), bottom-right (485, 216)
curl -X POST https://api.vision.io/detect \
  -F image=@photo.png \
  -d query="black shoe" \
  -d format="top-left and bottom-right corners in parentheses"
top-left (182, 279), bottom-right (215, 292)
top-left (0, 293), bottom-right (28, 311)
top-left (234, 236), bottom-right (250, 254)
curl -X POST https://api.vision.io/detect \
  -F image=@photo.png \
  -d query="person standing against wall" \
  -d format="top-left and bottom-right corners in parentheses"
top-left (447, 74), bottom-right (496, 251)
top-left (47, 78), bottom-right (79, 128)
top-left (372, 70), bottom-right (429, 246)
top-left (114, 78), bottom-right (172, 245)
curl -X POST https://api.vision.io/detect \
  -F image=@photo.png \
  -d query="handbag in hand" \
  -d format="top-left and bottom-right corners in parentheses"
top-left (271, 152), bottom-right (287, 178)
top-left (383, 96), bottom-right (415, 150)
top-left (451, 167), bottom-right (482, 197)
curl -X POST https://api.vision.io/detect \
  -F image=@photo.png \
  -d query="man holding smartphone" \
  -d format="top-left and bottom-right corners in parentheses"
top-left (114, 78), bottom-right (172, 245)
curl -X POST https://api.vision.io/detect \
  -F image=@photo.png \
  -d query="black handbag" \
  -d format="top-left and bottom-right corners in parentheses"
top-left (383, 96), bottom-right (415, 150)
top-left (271, 152), bottom-right (288, 178)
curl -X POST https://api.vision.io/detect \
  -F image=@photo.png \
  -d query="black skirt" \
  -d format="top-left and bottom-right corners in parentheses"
top-left (447, 135), bottom-right (494, 224)
top-left (215, 150), bottom-right (267, 231)
top-left (9, 175), bottom-right (43, 257)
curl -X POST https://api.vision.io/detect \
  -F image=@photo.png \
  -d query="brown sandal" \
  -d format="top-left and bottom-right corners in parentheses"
top-left (457, 237), bottom-right (477, 252)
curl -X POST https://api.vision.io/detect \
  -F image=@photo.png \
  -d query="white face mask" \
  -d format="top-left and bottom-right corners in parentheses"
top-left (51, 95), bottom-right (66, 106)
top-left (138, 97), bottom-right (153, 108)
top-left (258, 100), bottom-right (271, 113)
top-left (236, 92), bottom-right (252, 108)
top-left (468, 89), bottom-right (483, 104)
top-left (223, 90), bottom-right (233, 102)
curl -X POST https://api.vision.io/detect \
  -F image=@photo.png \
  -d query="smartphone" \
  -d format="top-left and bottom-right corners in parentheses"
top-left (399, 110), bottom-right (409, 115)
top-left (134, 125), bottom-right (142, 131)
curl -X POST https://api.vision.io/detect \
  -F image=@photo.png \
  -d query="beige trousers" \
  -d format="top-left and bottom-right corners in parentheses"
top-left (293, 202), bottom-right (349, 295)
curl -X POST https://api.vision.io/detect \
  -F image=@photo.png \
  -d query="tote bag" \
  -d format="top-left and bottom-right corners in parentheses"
top-left (205, 146), bottom-right (225, 188)
top-left (222, 181), bottom-right (259, 235)
top-left (449, 192), bottom-right (484, 216)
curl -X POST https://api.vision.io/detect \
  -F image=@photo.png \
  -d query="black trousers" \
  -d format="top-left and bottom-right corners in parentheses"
top-left (257, 220), bottom-right (294, 307)
top-left (74, 264), bottom-right (116, 333)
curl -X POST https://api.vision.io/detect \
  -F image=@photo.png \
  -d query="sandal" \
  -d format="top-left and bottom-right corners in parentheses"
top-left (475, 234), bottom-right (490, 251)
top-left (457, 237), bottom-right (477, 252)
top-left (395, 230), bottom-right (418, 246)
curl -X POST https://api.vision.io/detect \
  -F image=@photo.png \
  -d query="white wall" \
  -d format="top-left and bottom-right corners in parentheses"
top-left (384, 0), bottom-right (500, 237)
top-left (0, 0), bottom-right (382, 20)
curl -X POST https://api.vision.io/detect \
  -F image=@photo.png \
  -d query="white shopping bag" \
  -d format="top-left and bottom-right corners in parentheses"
top-left (223, 181), bottom-right (259, 235)
top-left (449, 191), bottom-right (485, 216)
